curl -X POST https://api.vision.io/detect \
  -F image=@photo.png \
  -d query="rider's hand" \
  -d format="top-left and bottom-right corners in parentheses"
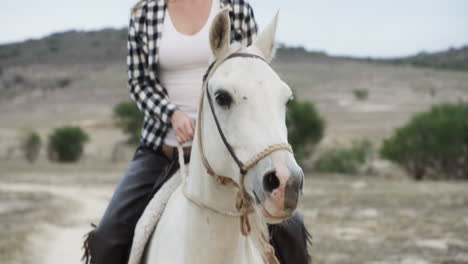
top-left (170, 110), bottom-right (195, 144)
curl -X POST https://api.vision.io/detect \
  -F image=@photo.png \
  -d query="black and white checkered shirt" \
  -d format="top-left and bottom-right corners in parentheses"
top-left (128, 0), bottom-right (258, 151)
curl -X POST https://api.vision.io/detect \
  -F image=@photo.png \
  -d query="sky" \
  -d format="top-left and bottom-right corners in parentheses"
top-left (1, 0), bottom-right (467, 58)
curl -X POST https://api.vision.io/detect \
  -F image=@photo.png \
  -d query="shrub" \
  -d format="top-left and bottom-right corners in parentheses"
top-left (429, 87), bottom-right (436, 97)
top-left (56, 78), bottom-right (71, 88)
top-left (21, 131), bottom-right (42, 163)
top-left (48, 126), bottom-right (89, 162)
top-left (12, 74), bottom-right (25, 85)
top-left (286, 98), bottom-right (325, 165)
top-left (113, 101), bottom-right (143, 144)
top-left (353, 88), bottom-right (369, 100)
top-left (380, 103), bottom-right (468, 180)
top-left (315, 139), bottom-right (373, 174)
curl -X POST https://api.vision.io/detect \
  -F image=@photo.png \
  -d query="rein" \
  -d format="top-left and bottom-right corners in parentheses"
top-left (179, 51), bottom-right (292, 264)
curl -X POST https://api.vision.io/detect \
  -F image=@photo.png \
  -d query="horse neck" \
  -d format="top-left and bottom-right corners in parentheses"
top-left (186, 135), bottom-right (240, 214)
top-left (185, 140), bottom-right (265, 263)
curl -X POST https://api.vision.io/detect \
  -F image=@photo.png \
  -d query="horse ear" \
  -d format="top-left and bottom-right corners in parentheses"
top-left (210, 8), bottom-right (231, 59)
top-left (254, 11), bottom-right (279, 62)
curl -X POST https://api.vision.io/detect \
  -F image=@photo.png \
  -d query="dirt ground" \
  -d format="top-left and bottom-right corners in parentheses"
top-left (1, 160), bottom-right (467, 264)
top-left (301, 175), bottom-right (468, 264)
top-left (0, 161), bottom-right (118, 264)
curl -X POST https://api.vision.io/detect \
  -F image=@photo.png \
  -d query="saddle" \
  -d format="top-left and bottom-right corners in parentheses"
top-left (128, 168), bottom-right (182, 264)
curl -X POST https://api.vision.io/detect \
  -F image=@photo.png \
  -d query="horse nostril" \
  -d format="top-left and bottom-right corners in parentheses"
top-left (263, 170), bottom-right (280, 193)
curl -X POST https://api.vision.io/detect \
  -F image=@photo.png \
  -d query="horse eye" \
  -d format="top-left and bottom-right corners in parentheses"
top-left (215, 90), bottom-right (233, 108)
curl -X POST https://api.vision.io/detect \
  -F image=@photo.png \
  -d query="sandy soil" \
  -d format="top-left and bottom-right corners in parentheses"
top-left (1, 166), bottom-right (467, 264)
top-left (0, 180), bottom-right (112, 264)
top-left (301, 175), bottom-right (468, 264)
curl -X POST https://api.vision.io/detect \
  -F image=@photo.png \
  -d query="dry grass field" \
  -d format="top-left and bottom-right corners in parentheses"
top-left (302, 176), bottom-right (468, 264)
top-left (0, 30), bottom-right (467, 264)
top-left (1, 163), bottom-right (467, 264)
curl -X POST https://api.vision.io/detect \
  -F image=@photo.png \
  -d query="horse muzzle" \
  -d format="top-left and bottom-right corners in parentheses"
top-left (256, 163), bottom-right (304, 223)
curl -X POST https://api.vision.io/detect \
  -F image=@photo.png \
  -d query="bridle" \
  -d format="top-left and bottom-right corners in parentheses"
top-left (178, 51), bottom-right (292, 264)
top-left (203, 53), bottom-right (291, 176)
top-left (188, 50), bottom-right (292, 229)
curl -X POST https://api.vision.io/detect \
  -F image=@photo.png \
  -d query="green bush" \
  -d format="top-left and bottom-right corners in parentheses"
top-left (56, 78), bottom-right (71, 88)
top-left (315, 139), bottom-right (373, 174)
top-left (286, 98), bottom-right (325, 165)
top-left (353, 88), bottom-right (369, 100)
top-left (380, 103), bottom-right (468, 180)
top-left (21, 131), bottom-right (42, 163)
top-left (113, 101), bottom-right (143, 144)
top-left (13, 74), bottom-right (25, 85)
top-left (48, 126), bottom-right (89, 162)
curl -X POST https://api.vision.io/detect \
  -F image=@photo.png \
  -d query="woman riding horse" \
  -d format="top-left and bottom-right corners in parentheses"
top-left (83, 0), bottom-right (309, 263)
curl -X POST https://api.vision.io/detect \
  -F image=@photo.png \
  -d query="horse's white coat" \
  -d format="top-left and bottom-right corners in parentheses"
top-left (144, 9), bottom-right (303, 264)
top-left (128, 171), bottom-right (182, 264)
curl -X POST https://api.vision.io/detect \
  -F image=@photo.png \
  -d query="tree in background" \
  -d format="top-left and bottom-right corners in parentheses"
top-left (21, 131), bottom-right (42, 163)
top-left (314, 139), bottom-right (373, 175)
top-left (48, 126), bottom-right (89, 162)
top-left (380, 103), bottom-right (468, 180)
top-left (286, 97), bottom-right (325, 166)
top-left (113, 101), bottom-right (143, 144)
top-left (353, 88), bottom-right (369, 100)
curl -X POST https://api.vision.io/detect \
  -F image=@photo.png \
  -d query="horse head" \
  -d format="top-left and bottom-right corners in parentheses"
top-left (200, 9), bottom-right (304, 224)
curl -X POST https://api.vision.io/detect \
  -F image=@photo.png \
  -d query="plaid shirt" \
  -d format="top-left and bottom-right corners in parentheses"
top-left (128, 0), bottom-right (258, 151)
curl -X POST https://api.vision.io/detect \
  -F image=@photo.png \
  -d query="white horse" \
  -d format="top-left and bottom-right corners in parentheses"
top-left (144, 9), bottom-right (304, 264)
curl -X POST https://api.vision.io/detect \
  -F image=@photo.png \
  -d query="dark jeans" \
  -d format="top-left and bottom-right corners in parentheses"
top-left (83, 146), bottom-right (310, 264)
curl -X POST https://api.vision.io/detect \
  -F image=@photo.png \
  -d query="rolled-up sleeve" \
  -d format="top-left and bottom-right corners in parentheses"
top-left (127, 10), bottom-right (176, 125)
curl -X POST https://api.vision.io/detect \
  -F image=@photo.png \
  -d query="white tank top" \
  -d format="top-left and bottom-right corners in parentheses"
top-left (158, 0), bottom-right (219, 147)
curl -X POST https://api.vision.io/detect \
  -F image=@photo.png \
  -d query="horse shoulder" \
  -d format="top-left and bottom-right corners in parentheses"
top-left (145, 186), bottom-right (189, 264)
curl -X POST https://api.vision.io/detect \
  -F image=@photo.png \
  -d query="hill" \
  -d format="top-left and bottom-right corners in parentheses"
top-left (0, 28), bottom-right (467, 160)
top-left (385, 45), bottom-right (468, 71)
top-left (0, 29), bottom-right (128, 67)
top-left (1, 28), bottom-right (467, 71)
